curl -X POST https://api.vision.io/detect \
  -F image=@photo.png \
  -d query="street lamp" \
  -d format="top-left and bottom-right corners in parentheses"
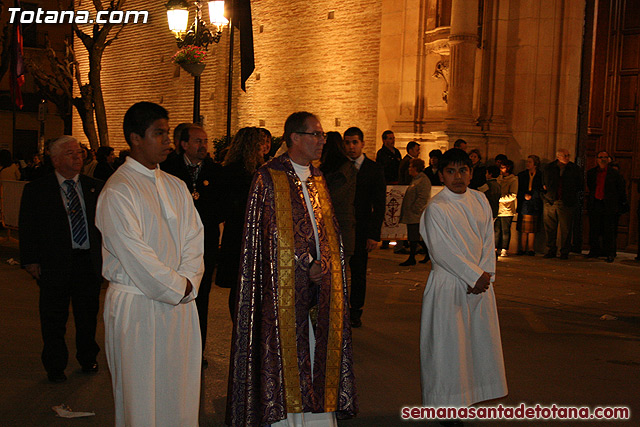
top-left (166, 0), bottom-right (228, 124)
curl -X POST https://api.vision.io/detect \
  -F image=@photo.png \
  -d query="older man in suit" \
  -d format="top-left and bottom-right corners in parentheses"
top-left (586, 151), bottom-right (627, 263)
top-left (19, 136), bottom-right (103, 383)
top-left (161, 123), bottom-right (223, 367)
top-left (344, 127), bottom-right (386, 328)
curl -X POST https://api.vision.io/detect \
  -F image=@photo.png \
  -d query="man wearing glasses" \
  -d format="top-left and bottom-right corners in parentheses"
top-left (586, 151), bottom-right (627, 262)
top-left (227, 112), bottom-right (357, 426)
top-left (541, 148), bottom-right (583, 259)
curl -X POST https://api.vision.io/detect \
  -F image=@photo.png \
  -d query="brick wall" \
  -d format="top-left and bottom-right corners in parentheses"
top-left (72, 0), bottom-right (383, 156)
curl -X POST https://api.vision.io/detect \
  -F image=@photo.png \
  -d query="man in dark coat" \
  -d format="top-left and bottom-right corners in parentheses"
top-left (344, 127), bottom-right (386, 327)
top-left (19, 135), bottom-right (103, 383)
top-left (586, 151), bottom-right (627, 262)
top-left (376, 130), bottom-right (401, 184)
top-left (161, 124), bottom-right (224, 366)
top-left (398, 141), bottom-right (421, 185)
top-left (541, 148), bottom-right (583, 259)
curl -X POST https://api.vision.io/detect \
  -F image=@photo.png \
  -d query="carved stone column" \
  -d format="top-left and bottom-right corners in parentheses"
top-left (446, 0), bottom-right (479, 133)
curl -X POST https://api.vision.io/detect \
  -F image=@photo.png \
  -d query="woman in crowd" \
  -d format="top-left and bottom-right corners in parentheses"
top-left (516, 155), bottom-right (543, 255)
top-left (424, 149), bottom-right (443, 186)
top-left (82, 145), bottom-right (98, 177)
top-left (93, 146), bottom-right (116, 181)
top-left (496, 159), bottom-right (518, 257)
top-left (23, 153), bottom-right (46, 181)
top-left (258, 127), bottom-right (273, 162)
top-left (469, 148), bottom-right (486, 190)
top-left (216, 127), bottom-right (269, 319)
top-left (320, 131), bottom-right (357, 258)
top-left (399, 158), bottom-right (431, 265)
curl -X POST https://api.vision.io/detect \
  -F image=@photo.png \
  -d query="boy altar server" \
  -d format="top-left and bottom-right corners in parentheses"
top-left (419, 148), bottom-right (507, 412)
top-left (96, 102), bottom-right (204, 426)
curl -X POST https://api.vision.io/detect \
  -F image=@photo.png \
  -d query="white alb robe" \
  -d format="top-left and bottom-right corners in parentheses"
top-left (419, 186), bottom-right (507, 407)
top-left (96, 157), bottom-right (205, 427)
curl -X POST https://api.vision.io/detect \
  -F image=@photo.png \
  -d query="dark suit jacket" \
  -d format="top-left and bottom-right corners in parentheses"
top-left (376, 146), bottom-right (402, 183)
top-left (586, 166), bottom-right (627, 214)
top-left (161, 154), bottom-right (224, 229)
top-left (424, 166), bottom-right (442, 186)
top-left (354, 156), bottom-right (386, 241)
top-left (19, 173), bottom-right (103, 279)
top-left (541, 160), bottom-right (583, 207)
top-left (398, 155), bottom-right (412, 185)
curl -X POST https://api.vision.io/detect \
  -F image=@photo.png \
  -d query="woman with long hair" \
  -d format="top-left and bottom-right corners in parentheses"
top-left (320, 131), bottom-right (357, 257)
top-left (217, 127), bottom-right (269, 319)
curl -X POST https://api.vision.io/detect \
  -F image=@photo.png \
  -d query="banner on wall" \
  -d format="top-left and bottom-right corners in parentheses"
top-left (380, 185), bottom-right (444, 241)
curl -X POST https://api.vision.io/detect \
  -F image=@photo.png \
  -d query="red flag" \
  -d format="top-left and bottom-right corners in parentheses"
top-left (10, 0), bottom-right (25, 110)
top-left (232, 0), bottom-right (254, 91)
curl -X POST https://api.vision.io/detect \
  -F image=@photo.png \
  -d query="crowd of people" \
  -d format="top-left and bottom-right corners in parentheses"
top-left (8, 103), bottom-right (633, 427)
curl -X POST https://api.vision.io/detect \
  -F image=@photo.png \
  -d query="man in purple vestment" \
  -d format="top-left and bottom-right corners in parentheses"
top-left (226, 112), bottom-right (357, 426)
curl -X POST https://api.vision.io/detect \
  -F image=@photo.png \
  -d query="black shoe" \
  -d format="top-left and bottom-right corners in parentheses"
top-left (48, 371), bottom-right (67, 383)
top-left (81, 362), bottom-right (99, 373)
top-left (419, 256), bottom-right (430, 263)
top-left (350, 317), bottom-right (362, 328)
top-left (543, 252), bottom-right (556, 259)
top-left (526, 251), bottom-right (535, 256)
top-left (399, 258), bottom-right (416, 266)
top-left (380, 242), bottom-right (389, 250)
top-left (202, 357), bottom-right (208, 369)
top-left (606, 256), bottom-right (614, 263)
top-left (559, 253), bottom-right (569, 260)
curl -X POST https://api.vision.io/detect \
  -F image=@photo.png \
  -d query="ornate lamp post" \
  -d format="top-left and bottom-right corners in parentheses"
top-left (166, 0), bottom-right (228, 124)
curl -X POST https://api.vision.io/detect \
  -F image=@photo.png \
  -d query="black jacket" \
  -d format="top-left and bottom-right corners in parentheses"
top-left (541, 160), bottom-right (583, 207)
top-left (19, 173), bottom-right (103, 279)
top-left (161, 154), bottom-right (224, 229)
top-left (586, 166), bottom-right (627, 214)
top-left (355, 156), bottom-right (386, 241)
top-left (376, 146), bottom-right (402, 184)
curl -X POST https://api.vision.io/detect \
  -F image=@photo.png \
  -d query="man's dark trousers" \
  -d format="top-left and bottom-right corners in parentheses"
top-left (543, 200), bottom-right (573, 256)
top-left (349, 232), bottom-right (369, 319)
top-left (589, 199), bottom-right (617, 257)
top-left (39, 250), bottom-right (100, 374)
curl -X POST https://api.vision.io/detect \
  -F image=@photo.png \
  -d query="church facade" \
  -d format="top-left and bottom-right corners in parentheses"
top-left (70, 0), bottom-right (638, 251)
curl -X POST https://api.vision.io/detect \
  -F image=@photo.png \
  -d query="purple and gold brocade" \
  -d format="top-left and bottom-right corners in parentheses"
top-left (226, 154), bottom-right (357, 427)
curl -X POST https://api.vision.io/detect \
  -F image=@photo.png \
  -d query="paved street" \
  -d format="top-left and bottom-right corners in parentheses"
top-left (1, 233), bottom-right (639, 426)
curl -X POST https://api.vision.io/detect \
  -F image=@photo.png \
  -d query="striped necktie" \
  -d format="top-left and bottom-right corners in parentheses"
top-left (64, 179), bottom-right (88, 246)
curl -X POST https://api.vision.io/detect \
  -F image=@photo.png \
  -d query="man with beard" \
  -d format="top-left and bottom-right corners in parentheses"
top-left (161, 123), bottom-right (223, 366)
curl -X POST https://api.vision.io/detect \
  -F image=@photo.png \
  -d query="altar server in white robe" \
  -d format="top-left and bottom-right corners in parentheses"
top-left (96, 102), bottom-right (205, 427)
top-left (419, 148), bottom-right (507, 409)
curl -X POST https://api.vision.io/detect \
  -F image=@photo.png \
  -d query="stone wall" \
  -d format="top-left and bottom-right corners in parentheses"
top-left (72, 0), bottom-right (383, 155)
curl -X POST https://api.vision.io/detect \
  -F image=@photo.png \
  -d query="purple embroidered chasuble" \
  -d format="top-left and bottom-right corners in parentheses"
top-left (226, 154), bottom-right (357, 426)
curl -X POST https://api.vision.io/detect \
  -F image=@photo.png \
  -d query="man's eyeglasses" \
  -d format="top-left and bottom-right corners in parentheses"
top-left (295, 131), bottom-right (326, 139)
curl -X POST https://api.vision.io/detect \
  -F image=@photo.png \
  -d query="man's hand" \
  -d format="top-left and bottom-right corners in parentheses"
top-left (309, 260), bottom-right (323, 285)
top-left (468, 271), bottom-right (491, 294)
top-left (524, 193), bottom-right (532, 201)
top-left (184, 279), bottom-right (193, 297)
top-left (24, 264), bottom-right (41, 280)
top-left (366, 239), bottom-right (378, 252)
